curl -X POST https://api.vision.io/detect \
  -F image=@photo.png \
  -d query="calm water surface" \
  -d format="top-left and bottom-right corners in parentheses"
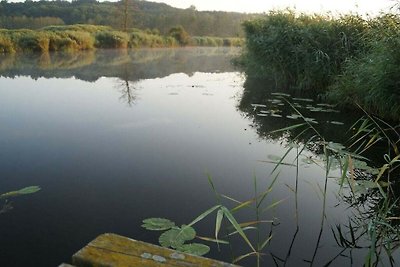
top-left (0, 48), bottom-right (395, 266)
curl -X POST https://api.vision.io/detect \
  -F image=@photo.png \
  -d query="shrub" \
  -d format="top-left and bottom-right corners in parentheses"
top-left (169, 25), bottom-right (190, 46)
top-left (95, 31), bottom-right (129, 49)
top-left (15, 31), bottom-right (49, 52)
top-left (242, 10), bottom-right (369, 91)
top-left (0, 35), bottom-right (15, 53)
top-left (328, 15), bottom-right (400, 120)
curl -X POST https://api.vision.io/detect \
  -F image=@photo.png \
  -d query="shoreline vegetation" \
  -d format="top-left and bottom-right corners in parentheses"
top-left (0, 24), bottom-right (244, 54)
top-left (239, 10), bottom-right (400, 121)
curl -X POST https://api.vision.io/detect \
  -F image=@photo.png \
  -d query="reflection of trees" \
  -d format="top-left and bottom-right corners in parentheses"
top-left (238, 76), bottom-right (360, 146)
top-left (0, 47), bottom-right (238, 107)
top-left (114, 66), bottom-right (139, 106)
top-left (238, 73), bottom-right (400, 265)
top-left (0, 47), bottom-right (238, 82)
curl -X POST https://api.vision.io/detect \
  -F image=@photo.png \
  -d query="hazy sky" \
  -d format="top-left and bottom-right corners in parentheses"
top-left (150, 0), bottom-right (395, 15)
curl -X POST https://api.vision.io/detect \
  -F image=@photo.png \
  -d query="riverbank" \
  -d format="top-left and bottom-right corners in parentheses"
top-left (0, 24), bottom-right (244, 54)
top-left (239, 10), bottom-right (400, 121)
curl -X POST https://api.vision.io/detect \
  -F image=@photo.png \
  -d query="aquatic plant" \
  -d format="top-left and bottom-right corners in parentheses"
top-left (249, 94), bottom-right (400, 265)
top-left (142, 204), bottom-right (259, 258)
top-left (0, 186), bottom-right (41, 214)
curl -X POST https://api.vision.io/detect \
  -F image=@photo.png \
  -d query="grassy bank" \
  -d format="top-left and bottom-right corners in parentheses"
top-left (0, 24), bottom-right (243, 54)
top-left (241, 10), bottom-right (400, 120)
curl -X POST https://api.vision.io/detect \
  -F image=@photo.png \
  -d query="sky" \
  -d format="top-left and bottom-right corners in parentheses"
top-left (150, 0), bottom-right (395, 15)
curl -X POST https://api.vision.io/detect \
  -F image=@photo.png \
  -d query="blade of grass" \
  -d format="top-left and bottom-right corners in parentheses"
top-left (221, 206), bottom-right (256, 252)
top-left (187, 205), bottom-right (221, 227)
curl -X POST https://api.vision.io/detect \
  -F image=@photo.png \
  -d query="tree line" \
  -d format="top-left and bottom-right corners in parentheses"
top-left (0, 0), bottom-right (260, 37)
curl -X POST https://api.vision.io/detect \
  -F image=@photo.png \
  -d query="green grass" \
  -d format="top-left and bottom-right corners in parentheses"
top-left (0, 24), bottom-right (242, 54)
top-left (190, 36), bottom-right (244, 47)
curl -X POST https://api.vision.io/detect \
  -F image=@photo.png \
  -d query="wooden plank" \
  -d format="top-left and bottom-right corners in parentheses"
top-left (72, 233), bottom-right (240, 267)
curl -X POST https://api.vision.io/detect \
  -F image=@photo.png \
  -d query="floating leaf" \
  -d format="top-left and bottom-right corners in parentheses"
top-left (177, 243), bottom-right (210, 256)
top-left (159, 226), bottom-right (196, 248)
top-left (292, 97), bottom-right (314, 102)
top-left (270, 114), bottom-right (283, 118)
top-left (309, 107), bottom-right (323, 112)
top-left (251, 104), bottom-right (267, 108)
top-left (271, 92), bottom-right (291, 97)
top-left (159, 229), bottom-right (183, 248)
top-left (316, 103), bottom-right (335, 108)
top-left (267, 99), bottom-right (282, 104)
top-left (286, 114), bottom-right (301, 119)
top-left (326, 109), bottom-right (340, 113)
top-left (329, 121), bottom-right (345, 125)
top-left (327, 142), bottom-right (345, 152)
top-left (304, 117), bottom-right (318, 124)
top-left (353, 180), bottom-right (389, 194)
top-left (142, 218), bottom-right (175, 231)
top-left (0, 186), bottom-right (41, 199)
top-left (352, 160), bottom-right (379, 175)
top-left (178, 225), bottom-right (196, 241)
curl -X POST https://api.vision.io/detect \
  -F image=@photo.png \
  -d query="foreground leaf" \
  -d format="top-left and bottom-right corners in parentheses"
top-left (0, 186), bottom-right (41, 199)
top-left (159, 226), bottom-right (196, 249)
top-left (177, 243), bottom-right (210, 256)
top-left (141, 218), bottom-right (175, 231)
top-left (221, 207), bottom-right (256, 252)
top-left (159, 228), bottom-right (185, 248)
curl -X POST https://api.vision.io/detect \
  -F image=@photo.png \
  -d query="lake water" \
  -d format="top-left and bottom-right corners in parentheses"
top-left (0, 48), bottom-right (396, 266)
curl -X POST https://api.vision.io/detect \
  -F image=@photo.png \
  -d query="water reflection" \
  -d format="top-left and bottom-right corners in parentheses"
top-left (237, 75), bottom-right (400, 266)
top-left (0, 47), bottom-right (398, 267)
top-left (0, 47), bottom-right (238, 82)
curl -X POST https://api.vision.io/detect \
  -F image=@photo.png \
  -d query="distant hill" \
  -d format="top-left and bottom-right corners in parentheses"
top-left (0, 0), bottom-right (261, 37)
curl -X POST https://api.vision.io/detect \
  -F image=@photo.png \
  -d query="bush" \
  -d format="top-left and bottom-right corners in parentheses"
top-left (169, 25), bottom-right (190, 46)
top-left (16, 31), bottom-right (49, 52)
top-left (242, 10), bottom-right (368, 91)
top-left (328, 15), bottom-right (400, 120)
top-left (0, 35), bottom-right (15, 53)
top-left (241, 10), bottom-right (400, 120)
top-left (95, 31), bottom-right (129, 49)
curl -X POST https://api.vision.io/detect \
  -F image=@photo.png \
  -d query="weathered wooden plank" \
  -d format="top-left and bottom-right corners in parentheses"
top-left (72, 233), bottom-right (239, 267)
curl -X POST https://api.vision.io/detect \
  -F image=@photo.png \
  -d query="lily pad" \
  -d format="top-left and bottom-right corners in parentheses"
top-left (327, 142), bottom-right (345, 152)
top-left (270, 114), bottom-right (283, 118)
top-left (271, 92), bottom-right (291, 97)
top-left (159, 229), bottom-right (185, 248)
top-left (177, 243), bottom-right (210, 256)
top-left (293, 97), bottom-right (314, 102)
top-left (142, 218), bottom-right (175, 231)
top-left (159, 225), bottom-right (196, 249)
top-left (304, 117), bottom-right (318, 124)
top-left (251, 104), bottom-right (267, 108)
top-left (329, 121), bottom-right (345, 125)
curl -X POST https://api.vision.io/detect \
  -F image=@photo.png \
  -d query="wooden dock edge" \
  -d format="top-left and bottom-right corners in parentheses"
top-left (62, 233), bottom-right (240, 267)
